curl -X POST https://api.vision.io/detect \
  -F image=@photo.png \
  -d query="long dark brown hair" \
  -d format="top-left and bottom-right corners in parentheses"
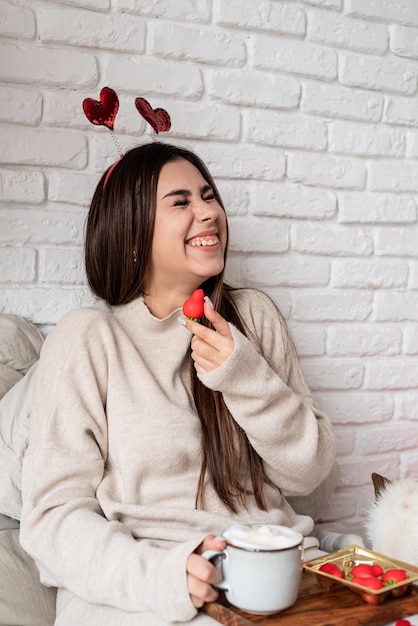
top-left (85, 142), bottom-right (267, 513)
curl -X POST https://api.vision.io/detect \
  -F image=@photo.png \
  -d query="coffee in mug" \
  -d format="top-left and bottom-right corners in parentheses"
top-left (203, 524), bottom-right (303, 614)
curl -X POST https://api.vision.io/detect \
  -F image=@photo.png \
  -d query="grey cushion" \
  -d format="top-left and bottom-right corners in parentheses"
top-left (0, 519), bottom-right (56, 626)
top-left (0, 364), bottom-right (38, 519)
top-left (0, 313), bottom-right (43, 400)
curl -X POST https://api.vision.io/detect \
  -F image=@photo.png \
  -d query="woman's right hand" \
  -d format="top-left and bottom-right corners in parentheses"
top-left (186, 534), bottom-right (227, 608)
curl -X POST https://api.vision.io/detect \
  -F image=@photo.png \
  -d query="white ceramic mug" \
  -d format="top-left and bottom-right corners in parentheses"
top-left (202, 524), bottom-right (303, 615)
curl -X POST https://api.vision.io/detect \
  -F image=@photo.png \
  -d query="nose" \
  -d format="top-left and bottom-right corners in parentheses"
top-left (194, 198), bottom-right (216, 222)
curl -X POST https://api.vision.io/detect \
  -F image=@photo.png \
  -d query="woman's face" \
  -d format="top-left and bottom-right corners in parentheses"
top-left (147, 158), bottom-right (227, 296)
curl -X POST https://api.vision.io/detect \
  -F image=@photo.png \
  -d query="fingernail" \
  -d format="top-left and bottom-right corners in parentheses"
top-left (177, 316), bottom-right (186, 326)
top-left (214, 535), bottom-right (225, 542)
top-left (204, 296), bottom-right (214, 309)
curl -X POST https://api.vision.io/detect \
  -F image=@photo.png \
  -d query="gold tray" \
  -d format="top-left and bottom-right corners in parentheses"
top-left (304, 545), bottom-right (418, 604)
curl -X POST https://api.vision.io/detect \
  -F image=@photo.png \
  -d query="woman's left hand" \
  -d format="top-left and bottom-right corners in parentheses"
top-left (185, 301), bottom-right (234, 374)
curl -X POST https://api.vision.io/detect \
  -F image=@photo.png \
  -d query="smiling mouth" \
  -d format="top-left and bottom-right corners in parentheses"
top-left (187, 235), bottom-right (220, 247)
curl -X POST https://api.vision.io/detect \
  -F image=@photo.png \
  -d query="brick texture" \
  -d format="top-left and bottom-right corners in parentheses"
top-left (1, 0), bottom-right (418, 529)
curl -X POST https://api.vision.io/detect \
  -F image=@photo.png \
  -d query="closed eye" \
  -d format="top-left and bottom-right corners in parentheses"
top-left (172, 198), bottom-right (189, 207)
top-left (173, 192), bottom-right (215, 207)
top-left (164, 184), bottom-right (215, 207)
top-left (203, 192), bottom-right (216, 202)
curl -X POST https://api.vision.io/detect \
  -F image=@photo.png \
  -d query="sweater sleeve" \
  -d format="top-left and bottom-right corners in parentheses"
top-left (20, 310), bottom-right (199, 622)
top-left (198, 290), bottom-right (335, 497)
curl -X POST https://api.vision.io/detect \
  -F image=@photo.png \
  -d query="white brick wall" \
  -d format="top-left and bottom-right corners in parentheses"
top-left (1, 0), bottom-right (417, 530)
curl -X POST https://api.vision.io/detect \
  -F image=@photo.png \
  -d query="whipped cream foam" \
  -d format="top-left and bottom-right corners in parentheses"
top-left (222, 524), bottom-right (302, 551)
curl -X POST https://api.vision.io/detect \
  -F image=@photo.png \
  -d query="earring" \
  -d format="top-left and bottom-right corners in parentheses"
top-left (133, 250), bottom-right (137, 263)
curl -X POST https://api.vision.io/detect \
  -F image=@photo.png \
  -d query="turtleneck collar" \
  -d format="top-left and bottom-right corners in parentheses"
top-left (108, 296), bottom-right (191, 347)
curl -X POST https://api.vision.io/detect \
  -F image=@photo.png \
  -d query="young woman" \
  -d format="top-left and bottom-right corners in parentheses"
top-left (20, 142), bottom-right (335, 625)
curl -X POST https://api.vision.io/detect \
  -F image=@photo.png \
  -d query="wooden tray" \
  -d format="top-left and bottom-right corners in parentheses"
top-left (202, 571), bottom-right (418, 626)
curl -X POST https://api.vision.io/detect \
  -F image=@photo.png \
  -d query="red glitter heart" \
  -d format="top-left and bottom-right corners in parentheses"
top-left (82, 87), bottom-right (119, 131)
top-left (134, 97), bottom-right (171, 134)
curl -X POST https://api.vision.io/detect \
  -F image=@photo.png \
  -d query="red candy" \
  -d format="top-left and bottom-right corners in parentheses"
top-left (314, 553), bottom-right (414, 608)
top-left (183, 289), bottom-right (205, 321)
top-left (318, 562), bottom-right (344, 578)
top-left (351, 576), bottom-right (384, 590)
top-left (370, 564), bottom-right (384, 577)
top-left (351, 564), bottom-right (377, 579)
top-left (382, 569), bottom-right (408, 585)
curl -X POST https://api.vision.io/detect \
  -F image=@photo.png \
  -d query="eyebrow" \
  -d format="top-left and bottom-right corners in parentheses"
top-left (162, 184), bottom-right (213, 199)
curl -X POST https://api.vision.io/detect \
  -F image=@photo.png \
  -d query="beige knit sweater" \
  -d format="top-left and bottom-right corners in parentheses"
top-left (20, 288), bottom-right (335, 623)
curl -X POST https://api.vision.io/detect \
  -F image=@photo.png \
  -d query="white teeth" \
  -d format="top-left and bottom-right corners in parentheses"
top-left (189, 236), bottom-right (219, 247)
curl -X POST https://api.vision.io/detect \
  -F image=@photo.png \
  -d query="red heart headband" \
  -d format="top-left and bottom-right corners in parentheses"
top-left (82, 87), bottom-right (171, 186)
top-left (82, 87), bottom-right (171, 135)
top-left (82, 86), bottom-right (119, 131)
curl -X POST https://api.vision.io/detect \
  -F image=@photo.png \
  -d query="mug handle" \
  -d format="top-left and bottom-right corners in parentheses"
top-left (201, 549), bottom-right (229, 592)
